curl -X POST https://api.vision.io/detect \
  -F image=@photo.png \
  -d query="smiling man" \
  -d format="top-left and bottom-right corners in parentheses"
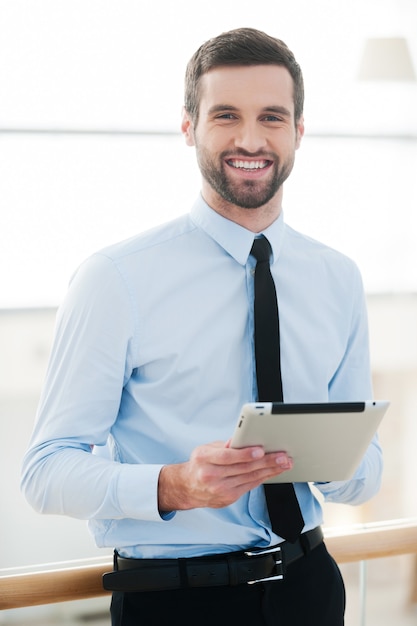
top-left (22, 28), bottom-right (382, 626)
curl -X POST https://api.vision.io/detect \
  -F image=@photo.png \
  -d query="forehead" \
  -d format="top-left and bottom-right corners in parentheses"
top-left (198, 64), bottom-right (295, 115)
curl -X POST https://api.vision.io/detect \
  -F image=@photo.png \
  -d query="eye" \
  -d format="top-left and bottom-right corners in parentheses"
top-left (262, 115), bottom-right (283, 123)
top-left (216, 113), bottom-right (236, 120)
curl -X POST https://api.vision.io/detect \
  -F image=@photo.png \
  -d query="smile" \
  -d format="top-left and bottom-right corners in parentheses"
top-left (227, 159), bottom-right (270, 170)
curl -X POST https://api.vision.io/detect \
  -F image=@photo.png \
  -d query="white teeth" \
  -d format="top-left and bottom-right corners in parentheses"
top-left (230, 160), bottom-right (267, 170)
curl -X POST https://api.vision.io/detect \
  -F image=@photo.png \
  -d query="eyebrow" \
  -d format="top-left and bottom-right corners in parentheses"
top-left (263, 105), bottom-right (292, 118)
top-left (207, 104), bottom-right (292, 118)
top-left (207, 105), bottom-right (239, 115)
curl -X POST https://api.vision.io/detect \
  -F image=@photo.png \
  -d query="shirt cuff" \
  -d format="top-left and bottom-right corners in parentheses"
top-left (116, 463), bottom-right (168, 522)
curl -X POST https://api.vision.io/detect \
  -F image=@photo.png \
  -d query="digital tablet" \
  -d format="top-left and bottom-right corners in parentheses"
top-left (230, 401), bottom-right (389, 483)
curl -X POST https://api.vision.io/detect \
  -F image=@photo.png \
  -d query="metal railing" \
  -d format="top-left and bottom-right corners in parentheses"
top-left (1, 518), bottom-right (416, 611)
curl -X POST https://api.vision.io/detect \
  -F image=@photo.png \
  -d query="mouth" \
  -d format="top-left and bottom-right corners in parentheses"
top-left (226, 158), bottom-right (272, 171)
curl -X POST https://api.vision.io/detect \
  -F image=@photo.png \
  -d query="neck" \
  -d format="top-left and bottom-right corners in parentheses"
top-left (201, 185), bottom-right (283, 233)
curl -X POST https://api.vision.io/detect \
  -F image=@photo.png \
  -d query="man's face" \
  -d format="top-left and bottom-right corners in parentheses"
top-left (182, 65), bottom-right (304, 211)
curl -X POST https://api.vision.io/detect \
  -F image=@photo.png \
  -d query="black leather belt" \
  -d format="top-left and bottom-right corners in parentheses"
top-left (103, 526), bottom-right (323, 593)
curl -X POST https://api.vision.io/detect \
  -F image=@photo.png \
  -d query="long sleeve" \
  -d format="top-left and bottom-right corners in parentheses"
top-left (315, 264), bottom-right (383, 505)
top-left (21, 254), bottom-right (164, 521)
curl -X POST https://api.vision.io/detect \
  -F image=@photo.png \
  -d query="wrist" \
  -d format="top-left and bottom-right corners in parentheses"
top-left (158, 463), bottom-right (192, 512)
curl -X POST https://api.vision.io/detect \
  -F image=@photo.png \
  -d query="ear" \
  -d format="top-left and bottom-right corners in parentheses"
top-left (295, 115), bottom-right (305, 150)
top-left (181, 108), bottom-right (195, 147)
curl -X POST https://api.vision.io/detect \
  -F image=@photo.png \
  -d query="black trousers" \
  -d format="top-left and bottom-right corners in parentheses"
top-left (110, 542), bottom-right (345, 626)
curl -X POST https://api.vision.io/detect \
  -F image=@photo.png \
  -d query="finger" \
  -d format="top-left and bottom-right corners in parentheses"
top-left (193, 443), bottom-right (266, 466)
top-left (225, 462), bottom-right (293, 492)
top-left (224, 453), bottom-right (293, 481)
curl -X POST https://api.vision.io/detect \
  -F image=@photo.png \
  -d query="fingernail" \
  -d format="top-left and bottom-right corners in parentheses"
top-left (252, 448), bottom-right (264, 459)
top-left (276, 454), bottom-right (290, 468)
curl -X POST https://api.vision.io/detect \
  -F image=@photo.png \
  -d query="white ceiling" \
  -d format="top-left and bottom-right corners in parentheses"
top-left (0, 0), bottom-right (416, 136)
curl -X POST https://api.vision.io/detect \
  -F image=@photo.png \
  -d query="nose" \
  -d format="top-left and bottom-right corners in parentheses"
top-left (234, 120), bottom-right (267, 153)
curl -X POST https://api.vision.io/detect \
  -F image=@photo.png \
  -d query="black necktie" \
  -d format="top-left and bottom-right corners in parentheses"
top-left (251, 236), bottom-right (304, 543)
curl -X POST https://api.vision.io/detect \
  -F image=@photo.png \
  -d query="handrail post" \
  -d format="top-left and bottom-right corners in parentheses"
top-left (359, 559), bottom-right (368, 626)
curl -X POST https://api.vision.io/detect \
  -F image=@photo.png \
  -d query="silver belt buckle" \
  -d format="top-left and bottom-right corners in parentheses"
top-left (244, 545), bottom-right (284, 584)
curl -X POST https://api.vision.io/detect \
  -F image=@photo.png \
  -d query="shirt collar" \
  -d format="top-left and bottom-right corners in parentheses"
top-left (190, 194), bottom-right (286, 266)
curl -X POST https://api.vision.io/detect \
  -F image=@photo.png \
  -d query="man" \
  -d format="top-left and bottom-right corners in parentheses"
top-left (22, 28), bottom-right (382, 625)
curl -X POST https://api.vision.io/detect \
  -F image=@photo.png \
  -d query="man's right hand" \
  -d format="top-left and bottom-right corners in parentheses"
top-left (158, 441), bottom-right (293, 513)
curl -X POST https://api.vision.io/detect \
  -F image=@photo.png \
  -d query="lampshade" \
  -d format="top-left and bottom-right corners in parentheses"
top-left (358, 37), bottom-right (416, 81)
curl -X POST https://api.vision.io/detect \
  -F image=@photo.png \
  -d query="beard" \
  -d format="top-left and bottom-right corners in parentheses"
top-left (195, 146), bottom-right (295, 209)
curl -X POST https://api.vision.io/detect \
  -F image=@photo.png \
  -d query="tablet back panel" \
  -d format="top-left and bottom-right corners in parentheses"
top-left (230, 401), bottom-right (388, 483)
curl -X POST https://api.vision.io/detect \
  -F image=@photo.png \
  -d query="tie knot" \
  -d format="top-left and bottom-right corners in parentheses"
top-left (250, 237), bottom-right (272, 263)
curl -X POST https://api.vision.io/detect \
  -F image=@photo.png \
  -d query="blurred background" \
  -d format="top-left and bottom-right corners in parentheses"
top-left (0, 0), bottom-right (416, 624)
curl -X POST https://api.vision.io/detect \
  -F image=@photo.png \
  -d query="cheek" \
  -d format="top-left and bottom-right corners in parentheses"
top-left (195, 133), bottom-right (221, 159)
top-left (274, 133), bottom-right (299, 155)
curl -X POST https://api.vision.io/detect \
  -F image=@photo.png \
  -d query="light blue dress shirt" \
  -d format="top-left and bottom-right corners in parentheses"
top-left (21, 196), bottom-right (382, 558)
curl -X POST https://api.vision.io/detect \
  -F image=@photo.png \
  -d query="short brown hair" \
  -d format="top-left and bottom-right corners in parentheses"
top-left (184, 27), bottom-right (304, 126)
